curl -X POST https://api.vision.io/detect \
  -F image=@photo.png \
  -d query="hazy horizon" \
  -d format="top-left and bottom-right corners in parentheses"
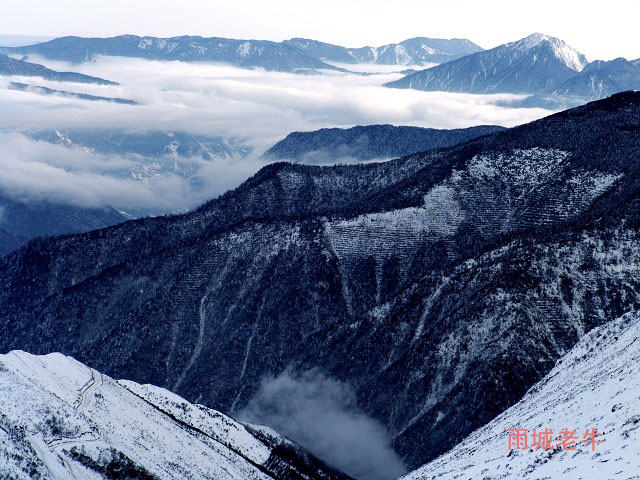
top-left (1, 0), bottom-right (640, 61)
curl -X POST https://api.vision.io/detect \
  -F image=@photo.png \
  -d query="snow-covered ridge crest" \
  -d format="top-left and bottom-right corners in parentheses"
top-left (402, 311), bottom-right (640, 479)
top-left (511, 32), bottom-right (588, 71)
top-left (0, 351), bottom-right (351, 480)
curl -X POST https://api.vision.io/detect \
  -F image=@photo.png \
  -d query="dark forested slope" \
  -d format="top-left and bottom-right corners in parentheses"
top-left (263, 124), bottom-right (504, 162)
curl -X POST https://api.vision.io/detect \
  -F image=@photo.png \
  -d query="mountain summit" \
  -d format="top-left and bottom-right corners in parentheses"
top-left (386, 33), bottom-right (589, 95)
top-left (514, 32), bottom-right (588, 71)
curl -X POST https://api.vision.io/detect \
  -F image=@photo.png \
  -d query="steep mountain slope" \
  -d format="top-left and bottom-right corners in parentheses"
top-left (0, 350), bottom-right (352, 480)
top-left (283, 37), bottom-right (483, 65)
top-left (263, 124), bottom-right (504, 162)
top-left (1, 92), bottom-right (640, 470)
top-left (0, 193), bottom-right (126, 257)
top-left (386, 33), bottom-right (587, 94)
top-left (402, 311), bottom-right (640, 479)
top-left (2, 35), bottom-right (342, 73)
top-left (0, 53), bottom-right (117, 84)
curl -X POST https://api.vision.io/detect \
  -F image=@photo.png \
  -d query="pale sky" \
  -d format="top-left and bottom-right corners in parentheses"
top-left (1, 0), bottom-right (639, 61)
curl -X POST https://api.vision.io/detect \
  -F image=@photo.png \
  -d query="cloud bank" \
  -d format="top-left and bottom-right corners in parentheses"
top-left (0, 56), bottom-right (552, 214)
top-left (0, 132), bottom-right (260, 215)
top-left (238, 370), bottom-right (407, 480)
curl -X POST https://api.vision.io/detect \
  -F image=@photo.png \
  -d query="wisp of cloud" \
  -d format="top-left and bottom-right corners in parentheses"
top-left (238, 369), bottom-right (407, 480)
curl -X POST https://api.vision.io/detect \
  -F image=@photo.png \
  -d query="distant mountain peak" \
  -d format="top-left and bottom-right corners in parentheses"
top-left (517, 32), bottom-right (552, 47)
top-left (386, 32), bottom-right (593, 98)
top-left (511, 32), bottom-right (588, 71)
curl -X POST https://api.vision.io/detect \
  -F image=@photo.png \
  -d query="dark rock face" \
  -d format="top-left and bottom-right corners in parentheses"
top-left (263, 124), bottom-right (505, 162)
top-left (1, 92), bottom-right (640, 469)
top-left (3, 35), bottom-right (342, 73)
top-left (0, 53), bottom-right (117, 84)
top-left (0, 193), bottom-right (126, 257)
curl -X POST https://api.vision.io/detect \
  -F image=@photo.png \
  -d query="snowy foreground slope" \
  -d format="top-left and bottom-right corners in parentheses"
top-left (0, 351), bottom-right (351, 480)
top-left (403, 311), bottom-right (640, 480)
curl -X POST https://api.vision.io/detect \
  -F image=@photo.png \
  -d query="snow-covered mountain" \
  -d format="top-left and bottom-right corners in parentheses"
top-left (551, 57), bottom-right (640, 100)
top-left (283, 37), bottom-right (483, 66)
top-left (1, 35), bottom-right (483, 72)
top-left (0, 350), bottom-right (352, 480)
top-left (402, 311), bottom-right (640, 479)
top-left (386, 33), bottom-right (589, 95)
top-left (1, 35), bottom-right (343, 73)
top-left (386, 33), bottom-right (640, 107)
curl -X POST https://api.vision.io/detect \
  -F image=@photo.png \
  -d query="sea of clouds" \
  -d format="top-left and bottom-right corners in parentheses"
top-left (0, 55), bottom-right (552, 214)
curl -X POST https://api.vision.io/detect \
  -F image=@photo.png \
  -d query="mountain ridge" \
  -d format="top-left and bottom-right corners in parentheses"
top-left (0, 53), bottom-right (117, 84)
top-left (262, 124), bottom-right (505, 162)
top-left (283, 37), bottom-right (483, 65)
top-left (1, 35), bottom-right (484, 72)
top-left (386, 33), bottom-right (639, 107)
top-left (1, 92), bottom-right (640, 470)
top-left (1, 35), bottom-right (346, 73)
top-left (386, 33), bottom-right (589, 95)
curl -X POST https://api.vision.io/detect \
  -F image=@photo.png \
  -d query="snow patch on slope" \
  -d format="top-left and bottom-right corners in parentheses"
top-left (325, 184), bottom-right (464, 269)
top-left (394, 45), bottom-right (412, 66)
top-left (238, 42), bottom-right (252, 58)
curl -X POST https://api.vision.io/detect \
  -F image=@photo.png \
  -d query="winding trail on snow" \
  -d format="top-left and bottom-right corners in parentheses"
top-left (30, 368), bottom-right (104, 480)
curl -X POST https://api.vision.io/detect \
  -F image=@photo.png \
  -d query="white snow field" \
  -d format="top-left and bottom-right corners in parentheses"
top-left (0, 351), bottom-right (313, 480)
top-left (402, 311), bottom-right (640, 480)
